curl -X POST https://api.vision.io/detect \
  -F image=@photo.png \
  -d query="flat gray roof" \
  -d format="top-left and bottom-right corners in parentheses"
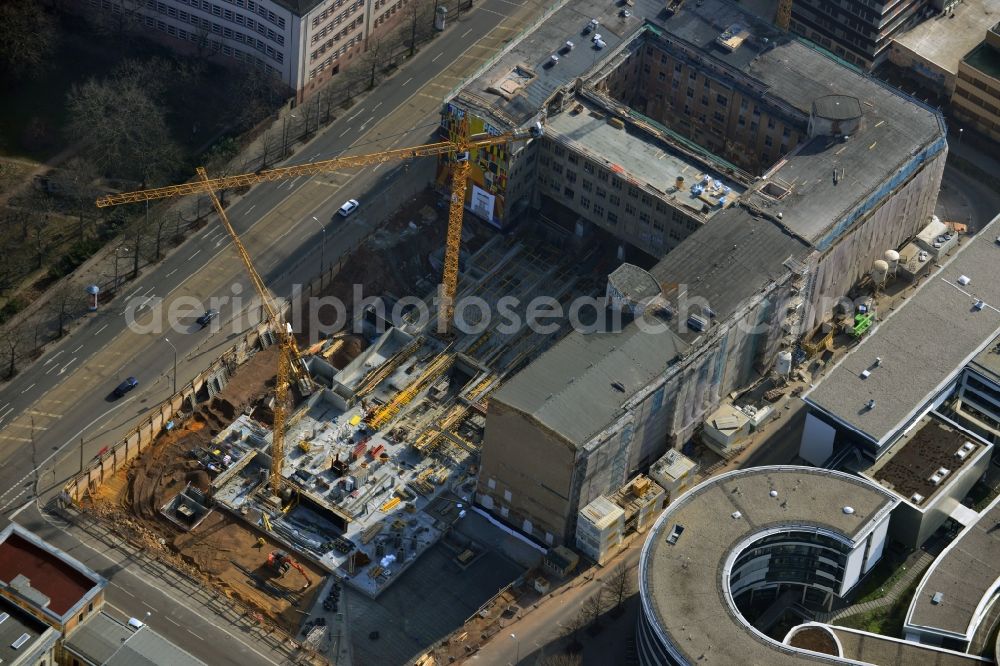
top-left (827, 625), bottom-right (988, 665)
top-left (651, 210), bottom-right (810, 337)
top-left (907, 492), bottom-right (1000, 640)
top-left (455, 0), bottom-right (632, 127)
top-left (969, 331), bottom-right (1000, 385)
top-left (805, 212), bottom-right (1000, 448)
top-left (640, 466), bottom-right (897, 665)
top-left (546, 103), bottom-right (745, 221)
top-left (0, 598), bottom-right (50, 666)
top-left (64, 612), bottom-right (132, 664)
top-left (893, 0), bottom-right (1000, 77)
top-left (493, 311), bottom-right (688, 447)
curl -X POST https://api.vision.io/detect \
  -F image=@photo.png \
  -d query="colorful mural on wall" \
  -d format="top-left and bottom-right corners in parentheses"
top-left (438, 104), bottom-right (512, 228)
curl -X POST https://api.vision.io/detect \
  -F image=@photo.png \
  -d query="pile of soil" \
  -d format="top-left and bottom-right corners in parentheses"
top-left (788, 627), bottom-right (839, 655)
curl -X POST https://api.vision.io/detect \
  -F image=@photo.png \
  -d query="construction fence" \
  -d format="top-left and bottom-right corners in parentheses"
top-left (60, 319), bottom-right (275, 504)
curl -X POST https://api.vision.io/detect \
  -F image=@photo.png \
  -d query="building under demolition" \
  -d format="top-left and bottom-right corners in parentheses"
top-left (445, 0), bottom-right (947, 545)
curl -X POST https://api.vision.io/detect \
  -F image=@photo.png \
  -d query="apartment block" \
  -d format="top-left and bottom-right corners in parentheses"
top-left (952, 22), bottom-right (1000, 143)
top-left (80, 0), bottom-right (416, 100)
top-left (790, 0), bottom-right (936, 69)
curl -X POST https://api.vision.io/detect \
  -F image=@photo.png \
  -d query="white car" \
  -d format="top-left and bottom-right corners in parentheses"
top-left (127, 617), bottom-right (145, 630)
top-left (337, 199), bottom-right (360, 218)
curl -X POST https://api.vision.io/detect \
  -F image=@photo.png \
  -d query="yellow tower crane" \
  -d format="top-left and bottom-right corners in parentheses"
top-left (96, 118), bottom-right (542, 331)
top-left (95, 117), bottom-right (543, 495)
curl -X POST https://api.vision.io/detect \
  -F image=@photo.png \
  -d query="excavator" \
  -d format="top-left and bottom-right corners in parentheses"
top-left (267, 550), bottom-right (312, 591)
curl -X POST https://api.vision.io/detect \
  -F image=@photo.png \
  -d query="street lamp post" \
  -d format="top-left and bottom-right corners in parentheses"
top-left (164, 337), bottom-right (177, 395)
top-left (311, 215), bottom-right (327, 273)
top-left (958, 127), bottom-right (964, 145)
top-left (113, 246), bottom-right (129, 292)
top-left (509, 633), bottom-right (519, 665)
top-left (282, 113), bottom-right (298, 158)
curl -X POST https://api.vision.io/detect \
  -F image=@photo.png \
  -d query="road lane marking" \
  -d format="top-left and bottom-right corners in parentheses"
top-left (0, 406), bottom-right (12, 419)
top-left (166, 616), bottom-right (180, 626)
top-left (372, 101), bottom-right (382, 111)
top-left (59, 357), bottom-right (77, 375)
top-left (432, 53), bottom-right (442, 62)
top-left (247, 204), bottom-right (256, 213)
top-left (93, 324), bottom-right (108, 336)
top-left (142, 286), bottom-right (155, 297)
top-left (143, 601), bottom-right (156, 611)
top-left (20, 383), bottom-right (34, 394)
top-left (165, 268), bottom-right (178, 278)
top-left (188, 630), bottom-right (205, 641)
top-left (26, 410), bottom-right (60, 418)
top-left (339, 127), bottom-right (351, 138)
top-left (111, 584), bottom-right (136, 598)
top-left (72, 345), bottom-right (83, 353)
top-left (43, 351), bottom-right (63, 365)
top-left (346, 107), bottom-right (365, 122)
top-left (190, 249), bottom-right (201, 260)
top-left (462, 28), bottom-right (473, 38)
top-left (402, 77), bottom-right (413, 86)
top-left (125, 287), bottom-right (142, 300)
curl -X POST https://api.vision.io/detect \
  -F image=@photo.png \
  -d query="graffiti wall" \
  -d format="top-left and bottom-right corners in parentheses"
top-left (438, 104), bottom-right (512, 228)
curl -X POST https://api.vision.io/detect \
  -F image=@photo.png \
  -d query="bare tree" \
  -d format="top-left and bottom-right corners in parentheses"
top-left (561, 610), bottom-right (587, 654)
top-left (400, 0), bottom-right (436, 57)
top-left (0, 322), bottom-right (28, 380)
top-left (47, 283), bottom-right (84, 338)
top-left (88, 0), bottom-right (144, 45)
top-left (360, 37), bottom-right (385, 90)
top-left (603, 563), bottom-right (635, 614)
top-left (581, 588), bottom-right (606, 629)
top-left (49, 157), bottom-right (100, 241)
top-left (67, 77), bottom-right (183, 185)
top-left (0, 1), bottom-right (57, 77)
top-left (29, 215), bottom-right (50, 270)
top-left (229, 64), bottom-right (286, 131)
top-left (542, 654), bottom-right (583, 666)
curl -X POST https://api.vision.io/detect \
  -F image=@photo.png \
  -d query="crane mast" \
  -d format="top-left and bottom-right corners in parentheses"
top-left (96, 118), bottom-right (543, 496)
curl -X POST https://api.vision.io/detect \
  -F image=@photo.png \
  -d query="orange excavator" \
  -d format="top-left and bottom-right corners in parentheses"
top-left (267, 550), bottom-right (312, 590)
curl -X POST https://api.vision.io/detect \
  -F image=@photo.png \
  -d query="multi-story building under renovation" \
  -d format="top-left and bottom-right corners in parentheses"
top-left (450, 0), bottom-right (947, 545)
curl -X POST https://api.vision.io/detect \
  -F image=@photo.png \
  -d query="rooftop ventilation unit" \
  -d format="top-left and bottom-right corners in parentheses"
top-left (0, 612), bottom-right (8, 625)
top-left (842, 506), bottom-right (855, 515)
top-left (666, 524), bottom-right (685, 544)
top-left (955, 442), bottom-right (976, 461)
top-left (910, 493), bottom-right (925, 505)
top-left (731, 511), bottom-right (742, 519)
top-left (11, 633), bottom-right (30, 649)
top-left (928, 467), bottom-right (951, 486)
top-left (860, 369), bottom-right (871, 379)
top-left (931, 592), bottom-right (944, 605)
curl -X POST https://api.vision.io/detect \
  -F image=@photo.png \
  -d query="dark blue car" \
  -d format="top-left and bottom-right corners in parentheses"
top-left (114, 376), bottom-right (139, 398)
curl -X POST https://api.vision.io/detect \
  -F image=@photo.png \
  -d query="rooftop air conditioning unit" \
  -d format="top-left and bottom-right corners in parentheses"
top-left (955, 442), bottom-right (976, 460)
top-left (910, 493), bottom-right (925, 505)
top-left (687, 314), bottom-right (708, 332)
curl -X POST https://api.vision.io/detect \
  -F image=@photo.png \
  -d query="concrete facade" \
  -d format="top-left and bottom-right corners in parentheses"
top-left (79, 0), bottom-right (418, 99)
top-left (789, 0), bottom-right (935, 70)
top-left (953, 23), bottom-right (1000, 143)
top-left (457, 0), bottom-right (943, 547)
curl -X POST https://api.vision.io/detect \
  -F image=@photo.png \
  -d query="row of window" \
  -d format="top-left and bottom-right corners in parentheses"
top-left (958, 69), bottom-right (1000, 101)
top-left (139, 13), bottom-right (279, 73)
top-left (955, 85), bottom-right (1000, 119)
top-left (310, 0), bottom-right (364, 44)
top-left (374, 0), bottom-right (405, 27)
top-left (173, 0), bottom-right (284, 31)
top-left (310, 17), bottom-right (362, 61)
top-left (309, 39), bottom-right (360, 79)
top-left (145, 1), bottom-right (285, 62)
top-left (311, 0), bottom-right (359, 27)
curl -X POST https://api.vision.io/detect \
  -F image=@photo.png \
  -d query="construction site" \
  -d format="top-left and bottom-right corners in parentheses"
top-left (84, 154), bottom-right (608, 649)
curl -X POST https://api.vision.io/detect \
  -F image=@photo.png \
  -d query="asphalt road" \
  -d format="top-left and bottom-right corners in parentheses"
top-left (0, 0), bottom-right (541, 512)
top-left (0, 0), bottom-right (558, 663)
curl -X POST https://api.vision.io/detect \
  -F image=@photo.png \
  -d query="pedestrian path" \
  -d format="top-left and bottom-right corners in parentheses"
top-left (816, 551), bottom-right (934, 624)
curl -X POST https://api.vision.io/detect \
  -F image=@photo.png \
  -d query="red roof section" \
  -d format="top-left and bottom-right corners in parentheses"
top-left (0, 533), bottom-right (96, 615)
